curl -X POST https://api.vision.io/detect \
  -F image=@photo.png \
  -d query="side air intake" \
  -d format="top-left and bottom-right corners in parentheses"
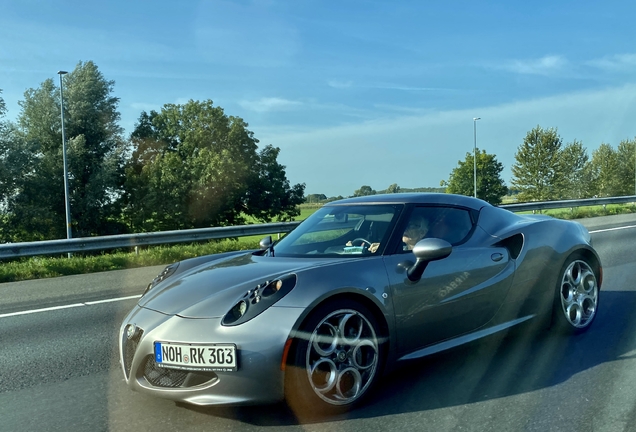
top-left (495, 233), bottom-right (524, 260)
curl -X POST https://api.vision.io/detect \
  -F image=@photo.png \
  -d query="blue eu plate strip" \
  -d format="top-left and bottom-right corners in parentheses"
top-left (154, 342), bottom-right (163, 363)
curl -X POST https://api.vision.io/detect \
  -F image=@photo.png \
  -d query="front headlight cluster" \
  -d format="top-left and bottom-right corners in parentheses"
top-left (143, 262), bottom-right (180, 296)
top-left (222, 274), bottom-right (297, 326)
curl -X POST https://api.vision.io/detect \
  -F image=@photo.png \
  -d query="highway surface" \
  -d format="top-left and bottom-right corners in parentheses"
top-left (1, 213), bottom-right (635, 432)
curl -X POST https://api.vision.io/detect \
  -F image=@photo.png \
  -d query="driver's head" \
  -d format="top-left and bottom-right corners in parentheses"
top-left (403, 216), bottom-right (429, 250)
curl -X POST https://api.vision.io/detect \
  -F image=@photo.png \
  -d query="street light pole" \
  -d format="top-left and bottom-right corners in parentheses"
top-left (473, 117), bottom-right (481, 198)
top-left (58, 71), bottom-right (72, 252)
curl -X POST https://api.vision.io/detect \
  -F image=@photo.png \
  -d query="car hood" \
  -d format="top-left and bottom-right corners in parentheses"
top-left (138, 252), bottom-right (340, 318)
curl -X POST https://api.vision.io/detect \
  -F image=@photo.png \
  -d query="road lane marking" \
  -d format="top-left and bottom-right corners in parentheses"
top-left (84, 295), bottom-right (142, 305)
top-left (0, 294), bottom-right (142, 319)
top-left (589, 224), bottom-right (636, 234)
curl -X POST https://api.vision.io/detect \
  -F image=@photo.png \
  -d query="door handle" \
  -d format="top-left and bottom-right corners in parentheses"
top-left (491, 253), bottom-right (504, 262)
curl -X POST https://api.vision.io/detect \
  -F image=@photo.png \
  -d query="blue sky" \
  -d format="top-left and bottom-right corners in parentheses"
top-left (2, 0), bottom-right (636, 197)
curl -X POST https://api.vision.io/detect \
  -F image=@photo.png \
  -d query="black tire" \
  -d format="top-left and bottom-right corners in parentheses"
top-left (551, 254), bottom-right (600, 334)
top-left (284, 299), bottom-right (384, 418)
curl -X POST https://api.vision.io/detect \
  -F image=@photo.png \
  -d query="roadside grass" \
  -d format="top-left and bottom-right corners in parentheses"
top-left (0, 238), bottom-right (260, 284)
top-left (2, 203), bottom-right (635, 284)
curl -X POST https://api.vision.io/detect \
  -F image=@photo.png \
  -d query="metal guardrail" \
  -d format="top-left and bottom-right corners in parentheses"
top-left (0, 195), bottom-right (634, 259)
top-left (500, 195), bottom-right (636, 212)
top-left (0, 221), bottom-right (300, 259)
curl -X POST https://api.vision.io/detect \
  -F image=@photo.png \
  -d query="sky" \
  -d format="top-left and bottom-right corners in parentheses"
top-left (2, 0), bottom-right (636, 197)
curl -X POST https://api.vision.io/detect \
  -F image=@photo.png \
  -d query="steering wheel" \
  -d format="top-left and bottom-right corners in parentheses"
top-left (351, 238), bottom-right (372, 247)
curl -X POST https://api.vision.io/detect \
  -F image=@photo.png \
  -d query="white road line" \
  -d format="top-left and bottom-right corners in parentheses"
top-left (84, 294), bottom-right (142, 305)
top-left (589, 224), bottom-right (636, 234)
top-left (0, 294), bottom-right (142, 319)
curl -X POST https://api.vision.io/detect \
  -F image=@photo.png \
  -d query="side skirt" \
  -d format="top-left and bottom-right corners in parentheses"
top-left (397, 314), bottom-right (535, 362)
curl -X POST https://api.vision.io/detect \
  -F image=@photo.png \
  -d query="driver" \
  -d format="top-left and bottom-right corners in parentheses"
top-left (403, 216), bottom-right (429, 250)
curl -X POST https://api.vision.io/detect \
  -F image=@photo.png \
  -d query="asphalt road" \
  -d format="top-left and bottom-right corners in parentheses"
top-left (1, 214), bottom-right (635, 432)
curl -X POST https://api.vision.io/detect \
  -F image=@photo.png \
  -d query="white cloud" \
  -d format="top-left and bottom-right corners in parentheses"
top-left (194, 1), bottom-right (300, 67)
top-left (0, 20), bottom-right (177, 64)
top-left (328, 80), bottom-right (353, 89)
top-left (497, 55), bottom-right (567, 76)
top-left (587, 54), bottom-right (636, 72)
top-left (239, 97), bottom-right (301, 113)
top-left (130, 102), bottom-right (160, 112)
top-left (327, 80), bottom-right (455, 92)
top-left (256, 84), bottom-right (636, 197)
top-left (363, 83), bottom-right (455, 91)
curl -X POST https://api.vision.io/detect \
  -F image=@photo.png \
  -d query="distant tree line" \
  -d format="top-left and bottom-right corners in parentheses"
top-left (0, 61), bottom-right (304, 243)
top-left (307, 124), bottom-right (636, 207)
top-left (440, 125), bottom-right (636, 205)
top-left (511, 126), bottom-right (635, 201)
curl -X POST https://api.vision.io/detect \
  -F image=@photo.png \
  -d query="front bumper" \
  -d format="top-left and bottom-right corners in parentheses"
top-left (119, 304), bottom-right (304, 406)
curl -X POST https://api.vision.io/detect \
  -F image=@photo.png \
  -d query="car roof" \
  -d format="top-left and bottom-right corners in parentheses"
top-left (325, 193), bottom-right (492, 211)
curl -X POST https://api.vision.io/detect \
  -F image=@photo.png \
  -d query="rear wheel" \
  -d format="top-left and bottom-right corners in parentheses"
top-left (552, 255), bottom-right (599, 333)
top-left (285, 299), bottom-right (383, 417)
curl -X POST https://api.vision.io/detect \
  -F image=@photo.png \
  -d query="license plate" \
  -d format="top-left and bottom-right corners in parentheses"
top-left (154, 342), bottom-right (237, 372)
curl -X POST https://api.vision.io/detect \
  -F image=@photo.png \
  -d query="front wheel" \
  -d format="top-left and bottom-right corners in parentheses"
top-left (552, 255), bottom-right (599, 333)
top-left (285, 299), bottom-right (384, 417)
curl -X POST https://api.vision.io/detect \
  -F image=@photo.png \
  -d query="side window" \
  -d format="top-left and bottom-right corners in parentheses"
top-left (401, 208), bottom-right (432, 251)
top-left (400, 206), bottom-right (474, 252)
top-left (426, 207), bottom-right (474, 245)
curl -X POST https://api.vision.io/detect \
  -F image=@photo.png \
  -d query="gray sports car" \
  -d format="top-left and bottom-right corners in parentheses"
top-left (119, 193), bottom-right (602, 416)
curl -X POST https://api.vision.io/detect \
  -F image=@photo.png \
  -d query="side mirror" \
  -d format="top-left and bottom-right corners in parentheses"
top-left (259, 236), bottom-right (273, 250)
top-left (407, 238), bottom-right (452, 282)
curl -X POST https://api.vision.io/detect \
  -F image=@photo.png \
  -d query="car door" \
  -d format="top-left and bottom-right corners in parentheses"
top-left (384, 206), bottom-right (516, 354)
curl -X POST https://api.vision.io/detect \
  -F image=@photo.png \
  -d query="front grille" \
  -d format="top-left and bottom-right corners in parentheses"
top-left (123, 328), bottom-right (144, 379)
top-left (142, 356), bottom-right (217, 388)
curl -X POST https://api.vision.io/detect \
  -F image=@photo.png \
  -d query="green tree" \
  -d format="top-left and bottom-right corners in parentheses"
top-left (353, 185), bottom-right (376, 197)
top-left (615, 138), bottom-right (636, 196)
top-left (2, 61), bottom-right (127, 241)
top-left (244, 145), bottom-right (306, 222)
top-left (306, 194), bottom-right (327, 203)
top-left (0, 90), bottom-right (29, 242)
top-left (511, 126), bottom-right (565, 202)
top-left (386, 183), bottom-right (401, 194)
top-left (584, 143), bottom-right (621, 197)
top-left (441, 148), bottom-right (508, 205)
top-left (559, 140), bottom-right (589, 199)
top-left (123, 100), bottom-right (304, 231)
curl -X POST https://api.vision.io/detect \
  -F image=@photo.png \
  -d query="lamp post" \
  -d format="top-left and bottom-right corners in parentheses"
top-left (473, 117), bottom-right (481, 198)
top-left (58, 70), bottom-right (72, 251)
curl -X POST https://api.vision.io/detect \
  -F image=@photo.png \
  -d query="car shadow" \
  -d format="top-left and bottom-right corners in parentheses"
top-left (178, 290), bottom-right (636, 426)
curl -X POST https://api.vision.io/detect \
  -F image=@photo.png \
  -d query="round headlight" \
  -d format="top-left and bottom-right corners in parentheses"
top-left (232, 300), bottom-right (248, 320)
top-left (262, 279), bottom-right (283, 297)
top-left (126, 324), bottom-right (137, 340)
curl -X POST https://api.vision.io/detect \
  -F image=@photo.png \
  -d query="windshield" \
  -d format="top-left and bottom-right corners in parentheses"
top-left (273, 204), bottom-right (402, 257)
